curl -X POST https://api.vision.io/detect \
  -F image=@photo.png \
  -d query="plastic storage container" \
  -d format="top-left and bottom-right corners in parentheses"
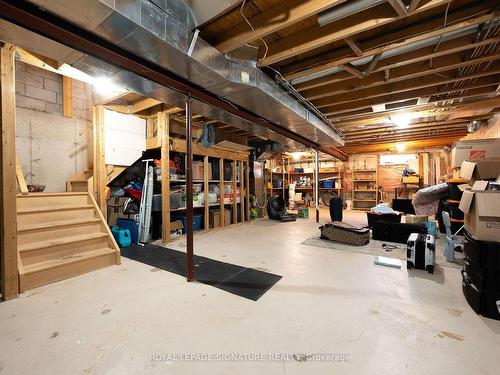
top-left (111, 226), bottom-right (132, 248)
top-left (182, 214), bottom-right (203, 233)
top-left (116, 218), bottom-right (139, 244)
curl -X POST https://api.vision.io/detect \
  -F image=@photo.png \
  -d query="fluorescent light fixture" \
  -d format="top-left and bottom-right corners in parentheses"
top-left (395, 143), bottom-right (406, 152)
top-left (372, 104), bottom-right (386, 112)
top-left (318, 0), bottom-right (386, 26)
top-left (390, 113), bottom-right (414, 129)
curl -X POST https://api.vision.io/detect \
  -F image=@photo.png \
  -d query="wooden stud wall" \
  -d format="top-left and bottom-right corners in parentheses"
top-left (0, 45), bottom-right (19, 300)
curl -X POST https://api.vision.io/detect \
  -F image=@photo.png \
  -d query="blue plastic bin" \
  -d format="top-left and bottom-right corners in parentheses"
top-left (116, 218), bottom-right (139, 244)
top-left (111, 226), bottom-right (132, 248)
top-left (322, 180), bottom-right (334, 188)
top-left (182, 215), bottom-right (203, 233)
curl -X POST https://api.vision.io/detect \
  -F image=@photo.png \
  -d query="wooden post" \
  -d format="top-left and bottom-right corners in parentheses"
top-left (62, 76), bottom-right (73, 118)
top-left (204, 155), bottom-right (209, 231)
top-left (245, 161), bottom-right (250, 221)
top-left (232, 160), bottom-right (237, 224)
top-left (0, 45), bottom-right (19, 300)
top-left (159, 111), bottom-right (170, 244)
top-left (93, 105), bottom-right (106, 218)
top-left (239, 161), bottom-right (244, 223)
top-left (219, 158), bottom-right (224, 227)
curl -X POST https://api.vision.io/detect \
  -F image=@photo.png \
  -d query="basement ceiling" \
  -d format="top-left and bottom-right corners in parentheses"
top-left (200, 0), bottom-right (500, 153)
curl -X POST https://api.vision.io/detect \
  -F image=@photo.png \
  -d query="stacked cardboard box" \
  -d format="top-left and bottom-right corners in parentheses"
top-left (458, 157), bottom-right (500, 320)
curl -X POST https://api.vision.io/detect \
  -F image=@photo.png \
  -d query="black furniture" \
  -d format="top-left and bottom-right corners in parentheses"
top-left (392, 199), bottom-right (415, 215)
top-left (366, 211), bottom-right (402, 229)
top-left (462, 232), bottom-right (500, 320)
top-left (372, 222), bottom-right (427, 244)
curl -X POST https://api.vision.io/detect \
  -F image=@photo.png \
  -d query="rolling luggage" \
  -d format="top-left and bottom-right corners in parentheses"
top-left (372, 221), bottom-right (427, 244)
top-left (329, 196), bottom-right (343, 222)
top-left (407, 233), bottom-right (435, 273)
top-left (320, 221), bottom-right (370, 246)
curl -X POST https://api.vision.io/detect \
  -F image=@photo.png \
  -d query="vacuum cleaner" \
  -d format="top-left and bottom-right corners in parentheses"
top-left (267, 196), bottom-right (297, 222)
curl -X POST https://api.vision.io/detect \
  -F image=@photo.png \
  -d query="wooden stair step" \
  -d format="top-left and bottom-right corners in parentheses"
top-left (18, 218), bottom-right (101, 232)
top-left (19, 232), bottom-right (108, 253)
top-left (17, 204), bottom-right (94, 214)
top-left (22, 248), bottom-right (116, 275)
top-left (17, 192), bottom-right (88, 197)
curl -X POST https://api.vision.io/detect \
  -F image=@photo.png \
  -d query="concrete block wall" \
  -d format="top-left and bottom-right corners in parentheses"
top-left (15, 61), bottom-right (94, 192)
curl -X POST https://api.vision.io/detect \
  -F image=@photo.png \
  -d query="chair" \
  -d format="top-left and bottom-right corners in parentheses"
top-left (442, 211), bottom-right (464, 262)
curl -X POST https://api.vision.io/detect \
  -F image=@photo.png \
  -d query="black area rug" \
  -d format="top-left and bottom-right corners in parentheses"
top-left (121, 244), bottom-right (282, 301)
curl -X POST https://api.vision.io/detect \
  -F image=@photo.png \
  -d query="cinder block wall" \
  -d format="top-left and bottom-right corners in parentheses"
top-left (15, 61), bottom-right (93, 192)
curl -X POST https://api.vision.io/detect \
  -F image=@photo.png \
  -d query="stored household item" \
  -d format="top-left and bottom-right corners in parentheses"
top-left (138, 161), bottom-right (154, 243)
top-left (182, 214), bottom-right (203, 233)
top-left (464, 231), bottom-right (500, 270)
top-left (116, 218), bottom-right (139, 244)
top-left (329, 196), bottom-right (343, 222)
top-left (442, 211), bottom-right (465, 262)
top-left (366, 212), bottom-right (401, 229)
top-left (392, 198), bottom-right (415, 215)
top-left (407, 233), bottom-right (435, 274)
top-left (452, 139), bottom-right (500, 168)
top-left (374, 256), bottom-right (402, 269)
top-left (266, 196), bottom-right (297, 222)
top-left (405, 215), bottom-right (428, 224)
top-left (459, 184), bottom-right (500, 242)
top-left (319, 222), bottom-right (370, 246)
top-left (152, 194), bottom-right (162, 212)
top-left (111, 226), bottom-right (132, 248)
top-left (372, 222), bottom-right (427, 244)
top-left (462, 270), bottom-right (500, 320)
top-left (460, 157), bottom-right (500, 181)
top-left (297, 207), bottom-right (309, 218)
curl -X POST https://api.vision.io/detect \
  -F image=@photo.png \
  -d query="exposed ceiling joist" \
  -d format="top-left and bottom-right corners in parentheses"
top-left (387, 0), bottom-right (408, 17)
top-left (340, 135), bottom-right (461, 153)
top-left (283, 9), bottom-right (497, 80)
top-left (344, 38), bottom-right (363, 57)
top-left (212, 0), bottom-right (346, 53)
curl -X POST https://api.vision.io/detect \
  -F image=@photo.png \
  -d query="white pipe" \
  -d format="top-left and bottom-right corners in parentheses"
top-left (313, 148), bottom-right (319, 223)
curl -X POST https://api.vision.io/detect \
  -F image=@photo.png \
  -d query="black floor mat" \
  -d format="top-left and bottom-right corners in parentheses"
top-left (121, 244), bottom-right (282, 301)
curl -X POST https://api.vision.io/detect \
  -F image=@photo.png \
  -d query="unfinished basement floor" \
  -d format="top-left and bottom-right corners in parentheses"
top-left (1, 210), bottom-right (499, 375)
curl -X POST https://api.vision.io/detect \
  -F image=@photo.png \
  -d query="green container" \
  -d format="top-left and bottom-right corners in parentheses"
top-left (298, 207), bottom-right (309, 218)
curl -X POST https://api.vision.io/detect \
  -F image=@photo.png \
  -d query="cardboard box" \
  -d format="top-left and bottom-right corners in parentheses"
top-left (224, 208), bottom-right (231, 225)
top-left (192, 161), bottom-right (212, 180)
top-left (459, 181), bottom-right (500, 241)
top-left (451, 138), bottom-right (500, 168)
top-left (107, 197), bottom-right (130, 226)
top-left (209, 209), bottom-right (221, 228)
top-left (460, 157), bottom-right (500, 182)
top-left (402, 176), bottom-right (419, 184)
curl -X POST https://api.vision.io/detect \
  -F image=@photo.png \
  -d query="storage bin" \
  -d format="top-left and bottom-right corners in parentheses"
top-left (182, 214), bottom-right (203, 233)
top-left (170, 191), bottom-right (184, 209)
top-left (322, 180), bottom-right (334, 188)
top-left (152, 194), bottom-right (162, 212)
top-left (116, 218), bottom-right (139, 244)
top-left (111, 226), bottom-right (132, 247)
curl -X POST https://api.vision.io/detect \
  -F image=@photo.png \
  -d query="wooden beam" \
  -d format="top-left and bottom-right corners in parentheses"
top-left (258, 0), bottom-right (450, 66)
top-left (160, 111), bottom-right (170, 244)
top-left (409, 0), bottom-right (422, 13)
top-left (283, 8), bottom-right (498, 80)
top-left (213, 0), bottom-right (346, 53)
top-left (62, 76), bottom-right (73, 118)
top-left (130, 98), bottom-right (162, 114)
top-left (345, 38), bottom-right (363, 57)
top-left (321, 74), bottom-right (500, 115)
top-left (306, 54), bottom-right (500, 102)
top-left (340, 135), bottom-right (461, 154)
top-left (16, 157), bottom-right (28, 195)
top-left (93, 105), bottom-right (107, 217)
top-left (387, 0), bottom-right (408, 17)
top-left (339, 63), bottom-right (364, 79)
top-left (296, 35), bottom-right (500, 91)
top-left (0, 45), bottom-right (19, 300)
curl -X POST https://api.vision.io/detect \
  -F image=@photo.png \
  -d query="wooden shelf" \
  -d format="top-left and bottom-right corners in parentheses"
top-left (451, 218), bottom-right (464, 223)
top-left (353, 199), bottom-right (377, 202)
top-left (447, 199), bottom-right (461, 204)
top-left (353, 169), bottom-right (377, 172)
top-left (354, 189), bottom-right (376, 192)
top-left (354, 179), bottom-right (376, 182)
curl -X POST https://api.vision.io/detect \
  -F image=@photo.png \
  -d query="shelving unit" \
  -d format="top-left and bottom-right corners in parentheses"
top-left (352, 169), bottom-right (378, 211)
top-left (290, 170), bottom-right (342, 206)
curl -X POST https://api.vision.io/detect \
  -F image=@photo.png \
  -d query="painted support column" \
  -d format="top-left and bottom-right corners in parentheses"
top-left (185, 98), bottom-right (194, 282)
top-left (159, 111), bottom-right (170, 244)
top-left (313, 148), bottom-right (319, 223)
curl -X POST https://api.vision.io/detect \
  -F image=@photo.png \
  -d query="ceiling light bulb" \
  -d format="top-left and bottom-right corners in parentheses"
top-left (92, 76), bottom-right (124, 95)
top-left (291, 152), bottom-right (302, 161)
top-left (395, 143), bottom-right (406, 152)
top-left (390, 113), bottom-right (413, 129)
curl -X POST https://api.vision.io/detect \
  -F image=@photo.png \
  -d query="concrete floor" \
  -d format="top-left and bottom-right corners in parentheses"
top-left (1, 209), bottom-right (499, 374)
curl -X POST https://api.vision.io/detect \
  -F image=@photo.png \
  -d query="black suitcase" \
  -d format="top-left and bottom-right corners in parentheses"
top-left (464, 231), bottom-right (500, 269)
top-left (329, 197), bottom-right (343, 222)
top-left (372, 222), bottom-right (427, 244)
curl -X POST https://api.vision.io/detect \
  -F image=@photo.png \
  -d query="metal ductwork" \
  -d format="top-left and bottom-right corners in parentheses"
top-left (0, 0), bottom-right (344, 150)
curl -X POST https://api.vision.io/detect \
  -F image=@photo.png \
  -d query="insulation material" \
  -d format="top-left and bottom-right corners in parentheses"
top-left (378, 165), bottom-right (405, 193)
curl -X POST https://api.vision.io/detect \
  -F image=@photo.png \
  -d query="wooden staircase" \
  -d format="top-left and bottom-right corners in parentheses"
top-left (66, 169), bottom-right (93, 192)
top-left (16, 192), bottom-right (121, 292)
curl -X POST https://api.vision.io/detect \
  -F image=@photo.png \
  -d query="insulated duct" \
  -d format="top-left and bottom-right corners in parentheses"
top-left (0, 0), bottom-right (344, 149)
